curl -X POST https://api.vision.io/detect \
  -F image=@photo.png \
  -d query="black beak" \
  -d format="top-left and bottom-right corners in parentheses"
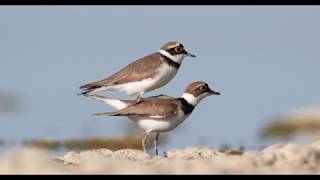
top-left (209, 89), bottom-right (221, 95)
top-left (183, 50), bottom-right (196, 58)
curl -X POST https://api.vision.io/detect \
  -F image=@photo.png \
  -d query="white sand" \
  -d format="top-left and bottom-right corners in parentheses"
top-left (1, 142), bottom-right (320, 174)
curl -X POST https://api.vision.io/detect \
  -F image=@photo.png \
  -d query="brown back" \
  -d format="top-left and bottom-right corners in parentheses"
top-left (80, 52), bottom-right (164, 89)
top-left (108, 98), bottom-right (181, 119)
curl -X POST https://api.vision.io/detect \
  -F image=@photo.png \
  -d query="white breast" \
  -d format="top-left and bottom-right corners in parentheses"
top-left (110, 63), bottom-right (178, 96)
top-left (131, 108), bottom-right (188, 134)
top-left (147, 62), bottom-right (178, 92)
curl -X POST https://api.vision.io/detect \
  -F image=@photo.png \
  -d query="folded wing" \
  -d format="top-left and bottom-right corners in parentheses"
top-left (97, 99), bottom-right (179, 119)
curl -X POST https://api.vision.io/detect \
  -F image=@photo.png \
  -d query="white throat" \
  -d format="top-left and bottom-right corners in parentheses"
top-left (182, 93), bottom-right (201, 106)
top-left (158, 49), bottom-right (185, 64)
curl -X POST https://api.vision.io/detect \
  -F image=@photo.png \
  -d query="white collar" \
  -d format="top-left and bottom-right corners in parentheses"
top-left (158, 49), bottom-right (185, 64)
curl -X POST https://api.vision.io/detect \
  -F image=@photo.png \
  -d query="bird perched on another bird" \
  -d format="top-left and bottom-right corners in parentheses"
top-left (79, 41), bottom-right (196, 101)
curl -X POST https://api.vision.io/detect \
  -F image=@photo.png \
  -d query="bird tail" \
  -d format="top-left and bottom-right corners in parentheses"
top-left (92, 111), bottom-right (120, 116)
top-left (77, 89), bottom-right (92, 96)
top-left (78, 82), bottom-right (106, 96)
top-left (87, 94), bottom-right (115, 102)
top-left (86, 94), bottom-right (130, 110)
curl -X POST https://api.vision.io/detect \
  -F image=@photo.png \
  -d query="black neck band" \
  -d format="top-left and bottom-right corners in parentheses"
top-left (177, 98), bottom-right (195, 115)
top-left (161, 54), bottom-right (181, 69)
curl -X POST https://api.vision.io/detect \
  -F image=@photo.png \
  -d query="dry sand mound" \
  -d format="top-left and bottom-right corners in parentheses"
top-left (1, 142), bottom-right (320, 174)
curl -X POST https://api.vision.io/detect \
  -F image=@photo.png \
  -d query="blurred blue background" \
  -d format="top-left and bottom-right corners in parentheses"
top-left (1, 6), bottom-right (320, 151)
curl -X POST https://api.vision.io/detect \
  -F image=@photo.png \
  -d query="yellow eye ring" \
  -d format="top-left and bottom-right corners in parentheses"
top-left (199, 86), bottom-right (207, 91)
top-left (175, 46), bottom-right (183, 53)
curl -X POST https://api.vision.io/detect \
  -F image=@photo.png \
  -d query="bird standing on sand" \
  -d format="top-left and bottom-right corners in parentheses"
top-left (79, 41), bottom-right (195, 101)
top-left (89, 81), bottom-right (220, 155)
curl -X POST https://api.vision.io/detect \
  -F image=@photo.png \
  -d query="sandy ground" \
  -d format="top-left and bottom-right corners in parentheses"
top-left (1, 141), bottom-right (320, 174)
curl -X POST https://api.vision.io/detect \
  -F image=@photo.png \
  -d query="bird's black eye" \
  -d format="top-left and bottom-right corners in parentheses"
top-left (175, 46), bottom-right (183, 53)
top-left (199, 85), bottom-right (207, 91)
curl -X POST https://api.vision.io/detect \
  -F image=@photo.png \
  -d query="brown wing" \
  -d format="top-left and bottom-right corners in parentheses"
top-left (80, 52), bottom-right (163, 90)
top-left (119, 94), bottom-right (175, 105)
top-left (108, 99), bottom-right (179, 119)
top-left (139, 94), bottom-right (174, 101)
top-left (88, 94), bottom-right (176, 109)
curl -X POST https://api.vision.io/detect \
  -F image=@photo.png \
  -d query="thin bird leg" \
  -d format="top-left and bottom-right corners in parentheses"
top-left (154, 133), bottom-right (160, 156)
top-left (142, 133), bottom-right (148, 154)
top-left (136, 91), bottom-right (144, 102)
